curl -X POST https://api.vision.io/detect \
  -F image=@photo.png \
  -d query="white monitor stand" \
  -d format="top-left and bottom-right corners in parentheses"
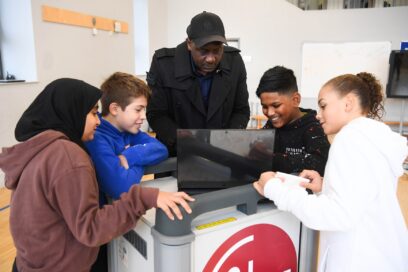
top-left (399, 99), bottom-right (407, 135)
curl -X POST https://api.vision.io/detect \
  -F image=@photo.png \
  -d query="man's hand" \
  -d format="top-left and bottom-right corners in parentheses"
top-left (248, 141), bottom-right (274, 161)
top-left (177, 130), bottom-right (193, 139)
top-left (299, 169), bottom-right (323, 193)
top-left (157, 191), bottom-right (195, 220)
top-left (253, 171), bottom-right (277, 196)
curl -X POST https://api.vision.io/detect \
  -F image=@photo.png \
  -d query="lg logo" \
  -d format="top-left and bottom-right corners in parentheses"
top-left (203, 224), bottom-right (297, 272)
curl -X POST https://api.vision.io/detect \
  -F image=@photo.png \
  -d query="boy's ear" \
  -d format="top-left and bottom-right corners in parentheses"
top-left (291, 92), bottom-right (301, 106)
top-left (109, 102), bottom-right (121, 116)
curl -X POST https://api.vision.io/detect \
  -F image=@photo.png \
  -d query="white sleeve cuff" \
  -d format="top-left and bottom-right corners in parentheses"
top-left (264, 177), bottom-right (283, 200)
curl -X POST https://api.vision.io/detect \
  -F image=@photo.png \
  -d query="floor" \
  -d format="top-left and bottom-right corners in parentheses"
top-left (0, 188), bottom-right (14, 272)
top-left (1, 174), bottom-right (408, 272)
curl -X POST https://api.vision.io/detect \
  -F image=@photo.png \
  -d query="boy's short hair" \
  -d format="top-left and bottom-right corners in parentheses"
top-left (100, 72), bottom-right (151, 116)
top-left (256, 66), bottom-right (298, 97)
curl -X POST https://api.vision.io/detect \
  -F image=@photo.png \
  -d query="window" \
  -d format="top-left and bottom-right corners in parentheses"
top-left (0, 0), bottom-right (37, 82)
top-left (287, 0), bottom-right (408, 10)
top-left (0, 49), bottom-right (4, 80)
top-left (133, 0), bottom-right (149, 76)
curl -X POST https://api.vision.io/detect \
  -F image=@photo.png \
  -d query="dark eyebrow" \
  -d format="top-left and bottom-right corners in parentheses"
top-left (318, 98), bottom-right (324, 104)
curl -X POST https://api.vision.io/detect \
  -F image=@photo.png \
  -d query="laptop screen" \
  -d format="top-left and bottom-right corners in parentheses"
top-left (177, 129), bottom-right (275, 192)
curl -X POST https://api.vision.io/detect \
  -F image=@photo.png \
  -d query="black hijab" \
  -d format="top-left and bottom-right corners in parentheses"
top-left (15, 78), bottom-right (101, 151)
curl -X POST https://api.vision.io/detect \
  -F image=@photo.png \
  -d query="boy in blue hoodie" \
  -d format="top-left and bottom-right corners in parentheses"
top-left (86, 72), bottom-right (168, 202)
top-left (86, 72), bottom-right (170, 272)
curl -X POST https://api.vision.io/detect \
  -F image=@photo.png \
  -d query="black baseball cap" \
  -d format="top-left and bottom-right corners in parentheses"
top-left (186, 11), bottom-right (227, 48)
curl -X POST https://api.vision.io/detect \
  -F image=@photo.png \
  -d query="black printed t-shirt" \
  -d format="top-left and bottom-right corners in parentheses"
top-left (263, 108), bottom-right (330, 176)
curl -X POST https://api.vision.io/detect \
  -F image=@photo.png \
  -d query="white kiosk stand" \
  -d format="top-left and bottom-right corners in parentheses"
top-left (108, 159), bottom-right (318, 272)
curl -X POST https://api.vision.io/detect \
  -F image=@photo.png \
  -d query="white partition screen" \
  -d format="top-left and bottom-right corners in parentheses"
top-left (300, 41), bottom-right (391, 98)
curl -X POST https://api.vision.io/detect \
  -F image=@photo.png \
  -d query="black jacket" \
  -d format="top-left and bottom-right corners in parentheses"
top-left (146, 41), bottom-right (250, 155)
top-left (264, 108), bottom-right (330, 176)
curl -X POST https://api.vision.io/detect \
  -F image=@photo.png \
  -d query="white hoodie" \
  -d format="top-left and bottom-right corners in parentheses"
top-left (264, 117), bottom-right (408, 271)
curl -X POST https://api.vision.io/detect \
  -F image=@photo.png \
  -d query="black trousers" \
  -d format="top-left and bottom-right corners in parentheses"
top-left (12, 258), bottom-right (18, 272)
top-left (90, 244), bottom-right (108, 272)
top-left (12, 247), bottom-right (108, 272)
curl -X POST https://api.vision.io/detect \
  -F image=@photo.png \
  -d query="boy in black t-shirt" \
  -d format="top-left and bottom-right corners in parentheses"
top-left (252, 66), bottom-right (330, 176)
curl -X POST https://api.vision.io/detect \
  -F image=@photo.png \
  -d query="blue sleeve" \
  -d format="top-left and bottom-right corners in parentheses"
top-left (85, 135), bottom-right (145, 200)
top-left (122, 131), bottom-right (168, 167)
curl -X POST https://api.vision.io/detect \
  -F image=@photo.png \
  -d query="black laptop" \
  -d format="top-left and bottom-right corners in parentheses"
top-left (177, 129), bottom-right (275, 194)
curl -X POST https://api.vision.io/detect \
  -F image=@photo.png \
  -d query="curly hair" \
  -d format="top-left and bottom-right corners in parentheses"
top-left (323, 72), bottom-right (384, 120)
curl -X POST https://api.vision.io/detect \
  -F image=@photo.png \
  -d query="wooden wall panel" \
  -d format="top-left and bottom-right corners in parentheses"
top-left (42, 5), bottom-right (128, 33)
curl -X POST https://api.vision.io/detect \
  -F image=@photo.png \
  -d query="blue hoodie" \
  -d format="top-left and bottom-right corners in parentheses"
top-left (85, 115), bottom-right (168, 201)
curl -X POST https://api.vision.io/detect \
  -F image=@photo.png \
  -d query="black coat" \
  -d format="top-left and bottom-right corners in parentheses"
top-left (146, 41), bottom-right (250, 155)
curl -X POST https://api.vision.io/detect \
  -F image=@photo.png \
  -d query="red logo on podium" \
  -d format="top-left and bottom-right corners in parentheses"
top-left (203, 224), bottom-right (297, 272)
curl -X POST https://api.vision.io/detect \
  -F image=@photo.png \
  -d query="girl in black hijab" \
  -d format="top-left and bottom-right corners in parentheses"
top-left (15, 78), bottom-right (101, 151)
top-left (1, 78), bottom-right (193, 272)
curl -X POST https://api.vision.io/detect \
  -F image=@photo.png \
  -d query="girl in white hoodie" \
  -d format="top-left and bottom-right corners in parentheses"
top-left (254, 72), bottom-right (408, 271)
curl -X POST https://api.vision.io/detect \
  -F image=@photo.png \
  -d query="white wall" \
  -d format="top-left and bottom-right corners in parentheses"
top-left (147, 0), bottom-right (408, 119)
top-left (1, 1), bottom-right (408, 187)
top-left (0, 0), bottom-right (135, 187)
top-left (148, 0), bottom-right (168, 59)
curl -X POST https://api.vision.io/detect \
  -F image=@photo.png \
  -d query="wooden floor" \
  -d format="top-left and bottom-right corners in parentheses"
top-left (1, 174), bottom-right (408, 271)
top-left (0, 187), bottom-right (14, 272)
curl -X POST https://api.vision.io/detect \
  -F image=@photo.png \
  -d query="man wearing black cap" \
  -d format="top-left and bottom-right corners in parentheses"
top-left (147, 11), bottom-right (250, 156)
